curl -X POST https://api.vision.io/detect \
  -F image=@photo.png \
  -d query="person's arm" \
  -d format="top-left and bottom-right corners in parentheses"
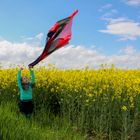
top-left (17, 69), bottom-right (22, 89)
top-left (30, 68), bottom-right (35, 84)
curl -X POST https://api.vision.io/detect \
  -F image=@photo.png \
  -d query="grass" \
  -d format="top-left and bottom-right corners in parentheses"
top-left (0, 101), bottom-right (85, 140)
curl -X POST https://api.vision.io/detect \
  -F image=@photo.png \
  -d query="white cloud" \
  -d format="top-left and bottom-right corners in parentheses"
top-left (101, 17), bottom-right (129, 23)
top-left (0, 39), bottom-right (139, 69)
top-left (124, 0), bottom-right (140, 6)
top-left (0, 40), bottom-right (42, 65)
top-left (35, 33), bottom-right (44, 40)
top-left (99, 18), bottom-right (140, 41)
top-left (98, 4), bottom-right (112, 12)
top-left (23, 33), bottom-right (44, 41)
top-left (99, 3), bottom-right (118, 19)
top-left (21, 33), bottom-right (44, 46)
top-left (121, 46), bottom-right (136, 54)
top-left (100, 8), bottom-right (118, 21)
top-left (99, 2), bottom-right (140, 41)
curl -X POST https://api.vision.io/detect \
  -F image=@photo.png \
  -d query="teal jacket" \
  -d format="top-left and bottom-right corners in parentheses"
top-left (17, 69), bottom-right (35, 101)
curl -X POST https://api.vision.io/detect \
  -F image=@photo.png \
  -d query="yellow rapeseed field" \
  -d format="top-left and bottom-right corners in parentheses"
top-left (0, 66), bottom-right (140, 109)
top-left (0, 65), bottom-right (140, 139)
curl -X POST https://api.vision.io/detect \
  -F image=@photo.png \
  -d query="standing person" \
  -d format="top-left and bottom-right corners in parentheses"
top-left (17, 66), bottom-right (35, 118)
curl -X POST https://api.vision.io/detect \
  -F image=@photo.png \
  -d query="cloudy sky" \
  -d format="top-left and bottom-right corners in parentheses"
top-left (0, 0), bottom-right (140, 69)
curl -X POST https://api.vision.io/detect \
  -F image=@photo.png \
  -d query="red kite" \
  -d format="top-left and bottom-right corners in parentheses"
top-left (28, 10), bottom-right (78, 67)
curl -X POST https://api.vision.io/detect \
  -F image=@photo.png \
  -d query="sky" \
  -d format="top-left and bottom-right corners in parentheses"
top-left (0, 0), bottom-right (140, 69)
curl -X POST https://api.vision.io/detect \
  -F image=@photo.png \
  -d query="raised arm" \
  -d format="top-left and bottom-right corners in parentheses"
top-left (17, 70), bottom-right (22, 89)
top-left (30, 68), bottom-right (35, 84)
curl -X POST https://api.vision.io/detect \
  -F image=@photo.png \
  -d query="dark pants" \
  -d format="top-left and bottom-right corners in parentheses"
top-left (19, 100), bottom-right (34, 116)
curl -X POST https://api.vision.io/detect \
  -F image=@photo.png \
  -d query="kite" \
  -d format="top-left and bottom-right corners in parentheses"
top-left (28, 10), bottom-right (78, 67)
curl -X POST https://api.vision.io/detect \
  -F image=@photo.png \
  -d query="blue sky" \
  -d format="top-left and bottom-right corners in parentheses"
top-left (0, 0), bottom-right (140, 68)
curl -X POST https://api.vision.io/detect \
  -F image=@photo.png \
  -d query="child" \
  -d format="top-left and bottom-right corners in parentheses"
top-left (17, 66), bottom-right (35, 118)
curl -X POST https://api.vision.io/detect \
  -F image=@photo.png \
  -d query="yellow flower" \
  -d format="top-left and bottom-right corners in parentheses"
top-left (129, 96), bottom-right (133, 103)
top-left (130, 103), bottom-right (134, 108)
top-left (51, 88), bottom-right (54, 92)
top-left (121, 105), bottom-right (127, 111)
top-left (86, 99), bottom-right (89, 103)
top-left (88, 93), bottom-right (93, 98)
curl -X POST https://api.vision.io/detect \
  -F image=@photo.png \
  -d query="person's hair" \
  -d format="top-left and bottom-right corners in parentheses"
top-left (20, 77), bottom-right (30, 90)
top-left (20, 77), bottom-right (35, 90)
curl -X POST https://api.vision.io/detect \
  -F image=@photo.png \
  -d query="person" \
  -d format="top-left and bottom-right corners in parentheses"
top-left (17, 66), bottom-right (35, 118)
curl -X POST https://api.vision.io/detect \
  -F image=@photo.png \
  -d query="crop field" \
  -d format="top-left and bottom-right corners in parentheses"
top-left (0, 66), bottom-right (140, 140)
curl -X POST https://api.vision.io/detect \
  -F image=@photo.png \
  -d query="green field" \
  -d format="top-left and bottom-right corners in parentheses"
top-left (0, 66), bottom-right (140, 140)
